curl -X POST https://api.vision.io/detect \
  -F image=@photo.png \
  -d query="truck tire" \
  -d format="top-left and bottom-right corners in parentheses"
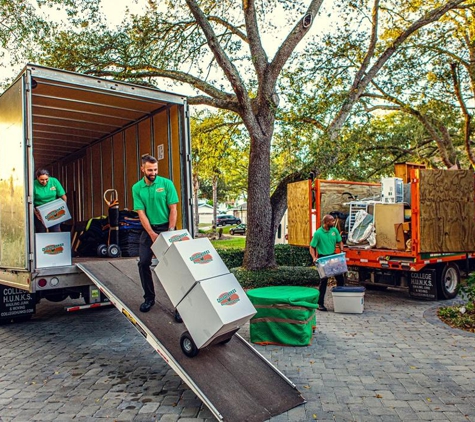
top-left (437, 263), bottom-right (460, 300)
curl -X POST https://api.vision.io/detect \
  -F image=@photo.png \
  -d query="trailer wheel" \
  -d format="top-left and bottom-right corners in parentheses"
top-left (107, 244), bottom-right (121, 258)
top-left (437, 263), bottom-right (460, 300)
top-left (180, 332), bottom-right (199, 357)
top-left (97, 244), bottom-right (108, 257)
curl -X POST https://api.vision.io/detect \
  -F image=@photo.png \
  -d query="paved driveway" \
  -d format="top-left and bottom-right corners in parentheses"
top-left (0, 288), bottom-right (474, 421)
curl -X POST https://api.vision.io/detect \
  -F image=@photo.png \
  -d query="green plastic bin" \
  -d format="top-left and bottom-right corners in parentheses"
top-left (247, 286), bottom-right (319, 346)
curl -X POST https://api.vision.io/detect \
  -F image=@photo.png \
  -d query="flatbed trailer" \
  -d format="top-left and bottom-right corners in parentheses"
top-left (77, 258), bottom-right (305, 422)
top-left (287, 167), bottom-right (475, 300)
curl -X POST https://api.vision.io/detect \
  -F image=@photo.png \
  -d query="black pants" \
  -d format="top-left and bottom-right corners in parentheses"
top-left (138, 223), bottom-right (168, 301)
top-left (318, 254), bottom-right (345, 306)
top-left (34, 214), bottom-right (61, 233)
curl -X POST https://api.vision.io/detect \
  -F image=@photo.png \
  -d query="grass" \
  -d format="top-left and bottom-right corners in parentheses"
top-left (211, 237), bottom-right (246, 249)
top-left (438, 273), bottom-right (475, 334)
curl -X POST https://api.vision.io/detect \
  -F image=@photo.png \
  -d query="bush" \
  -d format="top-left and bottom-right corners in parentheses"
top-left (231, 266), bottom-right (318, 289)
top-left (217, 244), bottom-right (312, 269)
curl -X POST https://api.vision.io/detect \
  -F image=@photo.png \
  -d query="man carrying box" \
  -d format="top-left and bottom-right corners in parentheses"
top-left (309, 214), bottom-right (345, 311)
top-left (132, 154), bottom-right (179, 313)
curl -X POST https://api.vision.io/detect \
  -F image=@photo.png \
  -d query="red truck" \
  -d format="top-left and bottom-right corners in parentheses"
top-left (287, 164), bottom-right (475, 300)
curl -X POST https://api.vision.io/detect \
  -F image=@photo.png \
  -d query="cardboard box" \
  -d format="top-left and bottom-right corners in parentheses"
top-left (151, 229), bottom-right (192, 260)
top-left (331, 286), bottom-right (365, 314)
top-left (154, 237), bottom-right (229, 306)
top-left (36, 198), bottom-right (71, 228)
top-left (395, 223), bottom-right (410, 251)
top-left (35, 232), bottom-right (72, 268)
top-left (176, 273), bottom-right (256, 349)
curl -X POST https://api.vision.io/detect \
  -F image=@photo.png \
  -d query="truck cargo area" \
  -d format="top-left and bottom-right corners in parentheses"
top-left (77, 259), bottom-right (305, 422)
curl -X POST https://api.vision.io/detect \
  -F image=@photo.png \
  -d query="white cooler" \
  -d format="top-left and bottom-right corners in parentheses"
top-left (154, 237), bottom-right (229, 307)
top-left (176, 272), bottom-right (256, 349)
top-left (35, 232), bottom-right (72, 268)
top-left (36, 198), bottom-right (71, 228)
top-left (331, 286), bottom-right (366, 314)
top-left (151, 229), bottom-right (192, 260)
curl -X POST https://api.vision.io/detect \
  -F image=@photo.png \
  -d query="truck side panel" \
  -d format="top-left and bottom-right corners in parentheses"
top-left (0, 75), bottom-right (29, 274)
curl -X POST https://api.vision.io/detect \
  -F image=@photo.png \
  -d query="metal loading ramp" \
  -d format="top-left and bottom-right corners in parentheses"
top-left (77, 259), bottom-right (305, 422)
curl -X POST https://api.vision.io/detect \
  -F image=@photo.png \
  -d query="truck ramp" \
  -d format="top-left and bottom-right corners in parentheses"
top-left (77, 259), bottom-right (305, 422)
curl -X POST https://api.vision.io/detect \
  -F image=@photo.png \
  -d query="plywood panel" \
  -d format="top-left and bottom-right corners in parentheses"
top-left (374, 203), bottom-right (404, 249)
top-left (112, 133), bottom-right (126, 209)
top-left (138, 119), bottom-right (152, 158)
top-left (287, 180), bottom-right (311, 247)
top-left (153, 112), bottom-right (170, 178)
top-left (419, 169), bottom-right (475, 252)
top-left (125, 126), bottom-right (139, 211)
top-left (170, 105), bottom-right (183, 229)
top-left (101, 137), bottom-right (113, 192)
top-left (319, 182), bottom-right (381, 221)
top-left (91, 143), bottom-right (103, 216)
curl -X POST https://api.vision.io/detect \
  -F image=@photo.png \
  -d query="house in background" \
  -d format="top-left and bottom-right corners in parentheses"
top-left (228, 202), bottom-right (247, 223)
top-left (197, 203), bottom-right (214, 224)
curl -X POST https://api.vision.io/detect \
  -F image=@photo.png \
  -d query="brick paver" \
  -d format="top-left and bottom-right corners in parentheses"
top-left (0, 288), bottom-right (474, 421)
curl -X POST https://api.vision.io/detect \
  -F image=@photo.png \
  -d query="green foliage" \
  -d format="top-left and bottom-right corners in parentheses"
top-left (231, 266), bottom-right (318, 289)
top-left (458, 272), bottom-right (475, 308)
top-left (213, 243), bottom-right (312, 269)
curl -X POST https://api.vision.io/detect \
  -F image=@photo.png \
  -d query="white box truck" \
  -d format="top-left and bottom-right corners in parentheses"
top-left (0, 64), bottom-right (193, 321)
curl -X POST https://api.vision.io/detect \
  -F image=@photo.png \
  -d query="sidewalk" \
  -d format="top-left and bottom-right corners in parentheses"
top-left (0, 288), bottom-right (474, 421)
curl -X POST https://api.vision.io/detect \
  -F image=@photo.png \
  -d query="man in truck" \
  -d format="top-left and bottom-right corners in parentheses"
top-left (309, 214), bottom-right (345, 311)
top-left (132, 154), bottom-right (179, 313)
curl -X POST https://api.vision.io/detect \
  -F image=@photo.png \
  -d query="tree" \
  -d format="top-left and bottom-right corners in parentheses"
top-left (25, 0), bottom-right (467, 270)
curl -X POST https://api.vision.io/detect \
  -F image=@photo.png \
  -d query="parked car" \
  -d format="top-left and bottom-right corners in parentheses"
top-left (216, 214), bottom-right (241, 226)
top-left (229, 223), bottom-right (247, 235)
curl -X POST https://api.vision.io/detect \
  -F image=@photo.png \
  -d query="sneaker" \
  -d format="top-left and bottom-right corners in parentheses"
top-left (139, 300), bottom-right (155, 313)
top-left (318, 305), bottom-right (328, 312)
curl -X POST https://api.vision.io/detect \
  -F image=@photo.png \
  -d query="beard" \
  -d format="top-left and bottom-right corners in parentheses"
top-left (145, 173), bottom-right (156, 183)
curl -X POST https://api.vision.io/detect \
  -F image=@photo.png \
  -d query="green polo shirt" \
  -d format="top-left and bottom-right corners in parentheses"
top-left (33, 177), bottom-right (66, 207)
top-left (132, 176), bottom-right (179, 225)
top-left (310, 226), bottom-right (341, 255)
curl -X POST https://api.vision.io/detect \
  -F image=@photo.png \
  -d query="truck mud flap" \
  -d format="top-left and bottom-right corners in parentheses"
top-left (77, 258), bottom-right (305, 422)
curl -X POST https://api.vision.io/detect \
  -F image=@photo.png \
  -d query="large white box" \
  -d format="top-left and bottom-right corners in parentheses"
top-left (151, 229), bottom-right (192, 260)
top-left (177, 273), bottom-right (257, 349)
top-left (381, 177), bottom-right (403, 203)
top-left (35, 232), bottom-right (72, 268)
top-left (154, 237), bottom-right (229, 306)
top-left (331, 286), bottom-right (365, 314)
top-left (36, 198), bottom-right (71, 228)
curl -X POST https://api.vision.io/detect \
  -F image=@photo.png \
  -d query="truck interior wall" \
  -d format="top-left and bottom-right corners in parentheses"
top-left (42, 104), bottom-right (187, 228)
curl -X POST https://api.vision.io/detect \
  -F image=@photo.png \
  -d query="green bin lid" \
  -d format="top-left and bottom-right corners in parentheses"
top-left (247, 286), bottom-right (319, 308)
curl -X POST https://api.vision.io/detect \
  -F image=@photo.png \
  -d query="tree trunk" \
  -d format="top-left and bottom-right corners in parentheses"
top-left (212, 174), bottom-right (218, 233)
top-left (192, 173), bottom-right (200, 235)
top-left (243, 124), bottom-right (276, 270)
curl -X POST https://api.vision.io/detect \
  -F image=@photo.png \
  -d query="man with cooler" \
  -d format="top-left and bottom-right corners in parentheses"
top-left (309, 214), bottom-right (345, 311)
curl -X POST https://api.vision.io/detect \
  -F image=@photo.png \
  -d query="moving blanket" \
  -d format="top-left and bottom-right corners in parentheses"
top-left (247, 286), bottom-right (319, 346)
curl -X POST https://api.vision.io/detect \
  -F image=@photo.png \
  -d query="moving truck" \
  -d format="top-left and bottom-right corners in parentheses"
top-left (287, 164), bottom-right (475, 300)
top-left (0, 64), bottom-right (192, 321)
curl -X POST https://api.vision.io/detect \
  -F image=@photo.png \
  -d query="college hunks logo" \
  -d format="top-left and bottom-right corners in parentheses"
top-left (189, 250), bottom-right (213, 264)
top-left (217, 289), bottom-right (240, 306)
top-left (42, 243), bottom-right (65, 255)
top-left (169, 233), bottom-right (191, 243)
top-left (45, 206), bottom-right (66, 221)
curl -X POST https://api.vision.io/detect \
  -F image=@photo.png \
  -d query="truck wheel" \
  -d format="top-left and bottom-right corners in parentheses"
top-left (180, 332), bottom-right (199, 357)
top-left (97, 244), bottom-right (108, 257)
top-left (107, 244), bottom-right (121, 258)
top-left (437, 263), bottom-right (460, 300)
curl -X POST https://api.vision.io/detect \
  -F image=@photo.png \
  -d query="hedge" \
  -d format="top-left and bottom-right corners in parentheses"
top-left (217, 244), bottom-right (313, 269)
top-left (231, 266), bottom-right (318, 289)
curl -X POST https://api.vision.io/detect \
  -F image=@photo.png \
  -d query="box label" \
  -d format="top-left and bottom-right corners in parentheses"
top-left (217, 289), bottom-right (240, 306)
top-left (190, 250), bottom-right (213, 264)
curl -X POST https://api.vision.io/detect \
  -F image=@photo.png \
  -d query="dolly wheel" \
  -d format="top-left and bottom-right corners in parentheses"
top-left (107, 244), bottom-right (121, 258)
top-left (180, 332), bottom-right (199, 357)
top-left (97, 244), bottom-right (108, 257)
